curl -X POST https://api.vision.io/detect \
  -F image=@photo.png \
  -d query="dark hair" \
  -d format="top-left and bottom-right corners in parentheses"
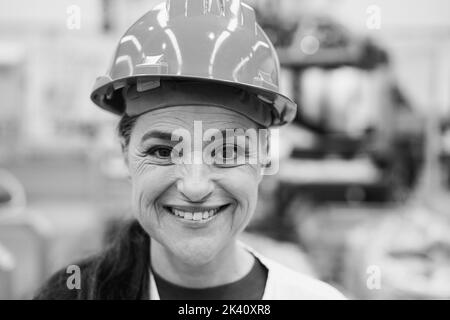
top-left (34, 218), bottom-right (150, 299)
top-left (117, 113), bottom-right (139, 151)
top-left (86, 219), bottom-right (150, 299)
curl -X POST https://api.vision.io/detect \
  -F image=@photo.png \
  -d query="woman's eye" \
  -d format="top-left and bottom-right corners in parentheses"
top-left (146, 146), bottom-right (173, 160)
top-left (214, 145), bottom-right (237, 160)
top-left (213, 144), bottom-right (247, 166)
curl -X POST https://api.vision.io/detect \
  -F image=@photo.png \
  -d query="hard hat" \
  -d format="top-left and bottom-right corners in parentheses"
top-left (90, 0), bottom-right (297, 126)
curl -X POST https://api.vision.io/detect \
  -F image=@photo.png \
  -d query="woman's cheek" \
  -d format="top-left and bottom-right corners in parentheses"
top-left (220, 165), bottom-right (260, 229)
top-left (129, 160), bottom-right (174, 219)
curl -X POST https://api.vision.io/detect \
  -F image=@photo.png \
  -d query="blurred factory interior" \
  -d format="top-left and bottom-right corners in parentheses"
top-left (0, 0), bottom-right (449, 299)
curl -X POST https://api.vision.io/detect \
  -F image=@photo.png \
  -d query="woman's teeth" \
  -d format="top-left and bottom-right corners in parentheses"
top-left (169, 208), bottom-right (220, 221)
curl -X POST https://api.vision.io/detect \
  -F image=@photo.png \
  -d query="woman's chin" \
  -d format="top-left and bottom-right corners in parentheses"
top-left (169, 238), bottom-right (224, 266)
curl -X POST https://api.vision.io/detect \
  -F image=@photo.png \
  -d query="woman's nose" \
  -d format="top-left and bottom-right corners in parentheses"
top-left (176, 164), bottom-right (214, 202)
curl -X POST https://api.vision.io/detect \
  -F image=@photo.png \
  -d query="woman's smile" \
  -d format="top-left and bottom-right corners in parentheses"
top-left (160, 203), bottom-right (233, 226)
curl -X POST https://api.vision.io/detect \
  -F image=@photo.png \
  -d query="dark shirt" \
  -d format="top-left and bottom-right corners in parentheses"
top-left (153, 256), bottom-right (268, 300)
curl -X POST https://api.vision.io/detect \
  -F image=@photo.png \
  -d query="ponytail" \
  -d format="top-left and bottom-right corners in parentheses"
top-left (84, 219), bottom-right (150, 299)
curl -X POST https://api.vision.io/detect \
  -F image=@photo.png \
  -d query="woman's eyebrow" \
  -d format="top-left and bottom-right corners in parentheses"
top-left (216, 129), bottom-right (253, 138)
top-left (140, 130), bottom-right (174, 143)
top-left (140, 128), bottom-right (254, 143)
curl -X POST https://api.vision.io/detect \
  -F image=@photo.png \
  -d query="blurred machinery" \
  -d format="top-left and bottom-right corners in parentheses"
top-left (0, 242), bottom-right (15, 299)
top-left (0, 42), bottom-right (26, 163)
top-left (249, 0), bottom-right (298, 49)
top-left (277, 17), bottom-right (424, 205)
top-left (250, 12), bottom-right (425, 243)
top-left (0, 169), bottom-right (50, 299)
top-left (343, 204), bottom-right (450, 299)
top-left (0, 168), bottom-right (105, 299)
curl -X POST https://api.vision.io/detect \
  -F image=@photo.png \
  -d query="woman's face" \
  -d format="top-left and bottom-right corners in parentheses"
top-left (125, 105), bottom-right (265, 266)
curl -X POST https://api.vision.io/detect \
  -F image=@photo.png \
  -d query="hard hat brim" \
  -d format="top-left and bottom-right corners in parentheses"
top-left (91, 75), bottom-right (297, 126)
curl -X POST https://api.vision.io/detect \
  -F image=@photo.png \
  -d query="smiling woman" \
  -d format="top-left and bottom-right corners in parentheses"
top-left (33, 0), bottom-right (344, 300)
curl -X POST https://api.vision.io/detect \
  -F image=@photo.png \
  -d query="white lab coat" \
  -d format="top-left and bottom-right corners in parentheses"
top-left (149, 242), bottom-right (346, 300)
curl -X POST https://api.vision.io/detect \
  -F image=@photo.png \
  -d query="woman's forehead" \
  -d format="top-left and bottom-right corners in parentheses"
top-left (133, 105), bottom-right (259, 133)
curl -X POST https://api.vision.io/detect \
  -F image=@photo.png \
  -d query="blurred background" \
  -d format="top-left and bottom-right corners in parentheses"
top-left (0, 0), bottom-right (449, 299)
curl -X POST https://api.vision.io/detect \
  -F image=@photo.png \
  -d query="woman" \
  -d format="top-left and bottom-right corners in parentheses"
top-left (35, 0), bottom-right (344, 300)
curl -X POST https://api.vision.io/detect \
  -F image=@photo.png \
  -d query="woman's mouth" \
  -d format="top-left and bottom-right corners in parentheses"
top-left (163, 204), bottom-right (230, 222)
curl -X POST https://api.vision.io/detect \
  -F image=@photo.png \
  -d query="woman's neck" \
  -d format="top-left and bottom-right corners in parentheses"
top-left (150, 239), bottom-right (255, 288)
